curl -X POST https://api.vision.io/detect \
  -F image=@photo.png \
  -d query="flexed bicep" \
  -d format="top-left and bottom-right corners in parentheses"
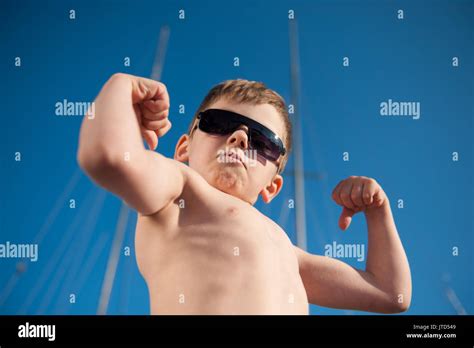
top-left (294, 246), bottom-right (406, 313)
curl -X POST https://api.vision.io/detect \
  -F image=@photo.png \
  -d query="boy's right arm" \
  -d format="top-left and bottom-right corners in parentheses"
top-left (77, 73), bottom-right (185, 216)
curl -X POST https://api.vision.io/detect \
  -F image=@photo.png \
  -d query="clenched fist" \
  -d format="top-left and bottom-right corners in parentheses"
top-left (128, 75), bottom-right (171, 150)
top-left (332, 176), bottom-right (388, 231)
top-left (97, 73), bottom-right (171, 151)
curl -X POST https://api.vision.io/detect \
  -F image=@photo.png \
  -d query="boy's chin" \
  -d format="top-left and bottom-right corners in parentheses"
top-left (211, 169), bottom-right (247, 197)
top-left (211, 178), bottom-right (256, 205)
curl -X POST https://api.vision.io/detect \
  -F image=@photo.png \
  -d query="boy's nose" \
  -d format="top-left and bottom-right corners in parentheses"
top-left (227, 128), bottom-right (249, 150)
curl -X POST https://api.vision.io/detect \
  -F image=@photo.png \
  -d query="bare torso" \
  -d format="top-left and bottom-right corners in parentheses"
top-left (134, 167), bottom-right (309, 314)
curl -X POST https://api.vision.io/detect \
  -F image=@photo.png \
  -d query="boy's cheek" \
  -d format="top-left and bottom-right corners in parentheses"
top-left (190, 147), bottom-right (218, 170)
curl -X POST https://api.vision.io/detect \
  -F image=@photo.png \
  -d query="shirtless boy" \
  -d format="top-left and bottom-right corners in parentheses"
top-left (77, 73), bottom-right (411, 314)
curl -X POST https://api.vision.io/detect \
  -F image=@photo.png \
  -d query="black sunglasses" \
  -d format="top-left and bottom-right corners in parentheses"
top-left (195, 109), bottom-right (286, 163)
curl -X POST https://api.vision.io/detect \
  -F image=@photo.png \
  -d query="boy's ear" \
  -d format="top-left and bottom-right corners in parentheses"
top-left (260, 174), bottom-right (283, 203)
top-left (174, 134), bottom-right (190, 162)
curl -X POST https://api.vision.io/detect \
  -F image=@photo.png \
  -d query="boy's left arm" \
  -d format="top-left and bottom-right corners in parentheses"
top-left (295, 176), bottom-right (412, 313)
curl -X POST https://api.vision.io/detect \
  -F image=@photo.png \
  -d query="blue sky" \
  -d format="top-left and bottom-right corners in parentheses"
top-left (0, 0), bottom-right (472, 315)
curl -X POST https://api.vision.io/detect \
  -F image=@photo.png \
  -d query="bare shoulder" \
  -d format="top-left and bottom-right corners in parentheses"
top-left (261, 213), bottom-right (288, 238)
top-left (137, 159), bottom-right (217, 223)
top-left (292, 245), bottom-right (331, 263)
top-left (292, 245), bottom-right (309, 267)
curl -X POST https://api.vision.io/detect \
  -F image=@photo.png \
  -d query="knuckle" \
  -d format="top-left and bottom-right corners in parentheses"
top-left (142, 112), bottom-right (155, 122)
top-left (143, 100), bottom-right (158, 112)
top-left (158, 82), bottom-right (169, 96)
top-left (153, 110), bottom-right (168, 121)
top-left (137, 80), bottom-right (150, 97)
top-left (158, 81), bottom-right (167, 91)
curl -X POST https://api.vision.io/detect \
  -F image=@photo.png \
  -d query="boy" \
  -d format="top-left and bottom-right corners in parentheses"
top-left (77, 73), bottom-right (411, 314)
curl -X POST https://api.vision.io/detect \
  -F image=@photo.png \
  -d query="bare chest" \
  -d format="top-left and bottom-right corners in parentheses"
top-left (135, 192), bottom-right (308, 313)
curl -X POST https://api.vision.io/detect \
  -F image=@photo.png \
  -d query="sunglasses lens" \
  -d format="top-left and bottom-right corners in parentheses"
top-left (251, 131), bottom-right (281, 162)
top-left (199, 111), bottom-right (238, 134)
